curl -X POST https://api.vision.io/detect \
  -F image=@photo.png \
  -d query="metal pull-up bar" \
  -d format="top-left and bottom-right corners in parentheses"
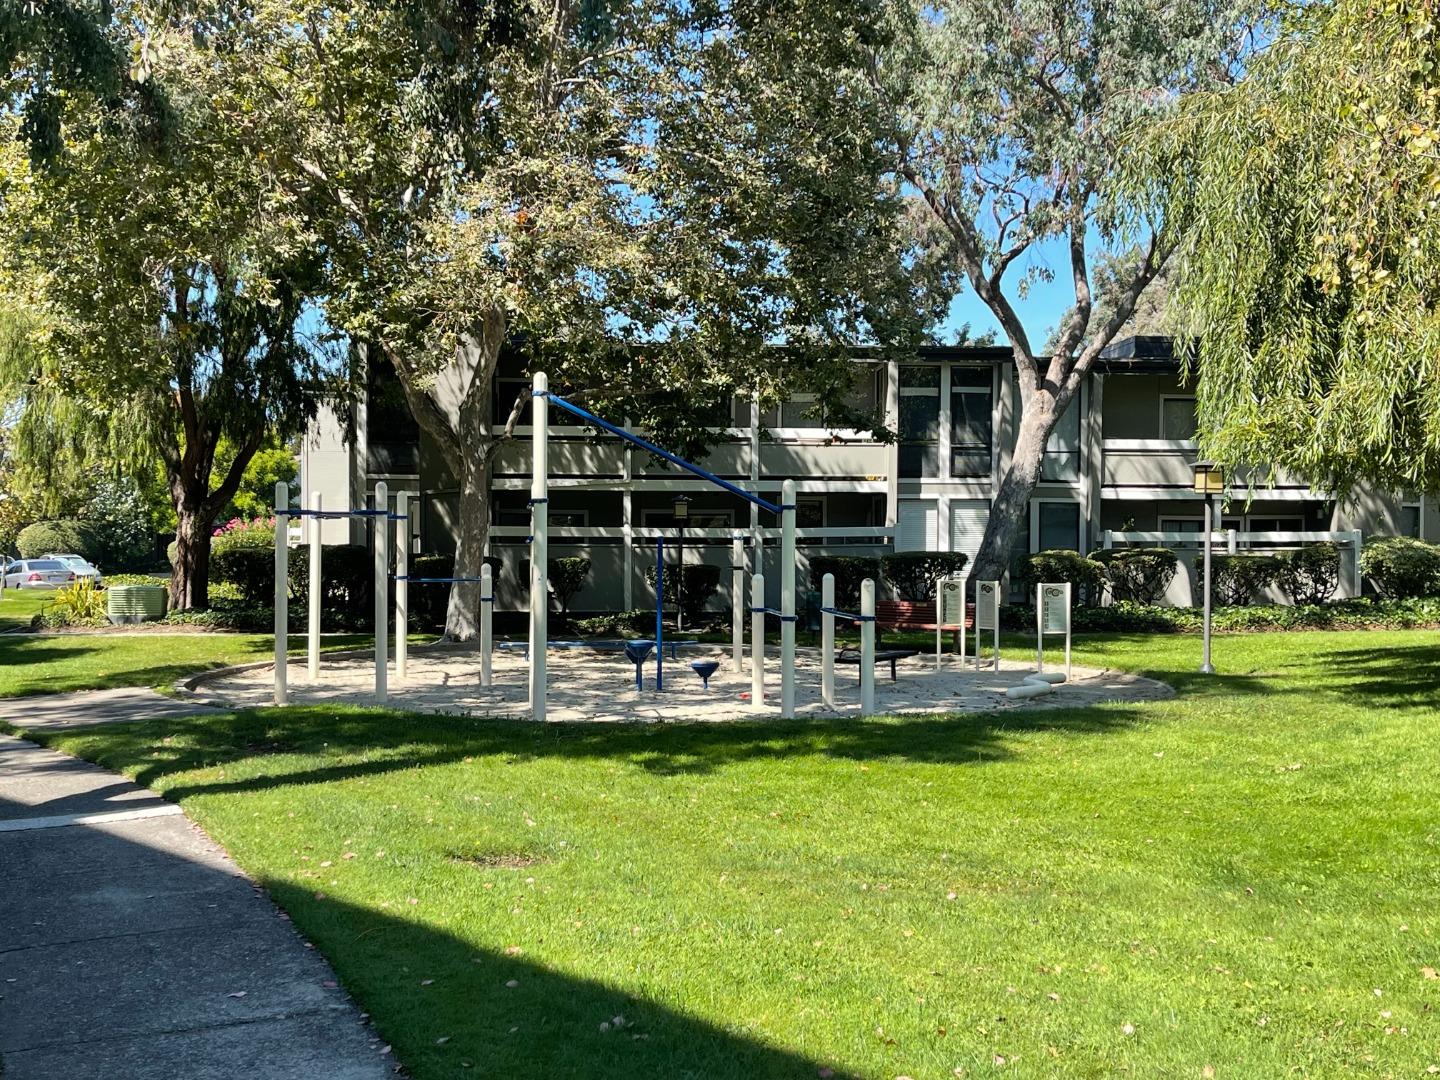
top-left (539, 390), bottom-right (784, 515)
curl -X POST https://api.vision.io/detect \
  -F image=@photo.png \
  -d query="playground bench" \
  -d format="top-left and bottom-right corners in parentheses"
top-left (835, 646), bottom-right (920, 682)
top-left (857, 600), bottom-right (975, 648)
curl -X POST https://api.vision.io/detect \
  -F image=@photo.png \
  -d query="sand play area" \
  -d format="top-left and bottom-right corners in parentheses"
top-left (184, 642), bottom-right (1173, 722)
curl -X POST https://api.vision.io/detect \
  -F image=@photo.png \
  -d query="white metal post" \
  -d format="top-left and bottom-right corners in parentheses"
top-left (273, 481), bottom-right (289, 706)
top-left (395, 491), bottom-right (408, 682)
top-left (1035, 583), bottom-right (1044, 673)
top-left (1350, 530), bottom-right (1364, 596)
top-left (821, 572), bottom-right (835, 709)
top-left (480, 562), bottom-right (493, 688)
top-left (1200, 497), bottom-right (1215, 674)
top-left (780, 479), bottom-right (796, 720)
top-left (731, 533), bottom-right (745, 674)
top-left (307, 491), bottom-right (321, 681)
top-left (374, 480), bottom-right (388, 703)
top-left (529, 373), bottom-right (549, 721)
top-left (935, 576), bottom-right (945, 670)
top-left (860, 577), bottom-right (876, 715)
top-left (1063, 581), bottom-right (1072, 680)
top-left (750, 572), bottom-right (765, 707)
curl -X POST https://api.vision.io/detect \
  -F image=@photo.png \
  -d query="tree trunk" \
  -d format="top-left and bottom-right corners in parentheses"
top-left (969, 402), bottom-right (1059, 584)
top-left (170, 506), bottom-right (214, 611)
top-left (444, 439), bottom-right (491, 641)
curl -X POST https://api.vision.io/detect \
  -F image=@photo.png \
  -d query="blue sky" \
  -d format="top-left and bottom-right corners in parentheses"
top-left (938, 234), bottom-right (1074, 348)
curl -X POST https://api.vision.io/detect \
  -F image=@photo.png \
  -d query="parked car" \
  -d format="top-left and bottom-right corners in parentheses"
top-left (44, 554), bottom-right (103, 587)
top-left (2, 558), bottom-right (80, 589)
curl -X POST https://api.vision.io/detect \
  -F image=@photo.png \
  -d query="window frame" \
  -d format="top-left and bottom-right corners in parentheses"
top-left (1158, 395), bottom-right (1200, 442)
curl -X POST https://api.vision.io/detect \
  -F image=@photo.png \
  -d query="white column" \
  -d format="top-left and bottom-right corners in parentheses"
top-left (935, 576), bottom-right (944, 670)
top-left (307, 491), bottom-right (321, 681)
top-left (860, 577), bottom-right (876, 715)
top-left (731, 533), bottom-right (745, 673)
top-left (395, 491), bottom-right (408, 682)
top-left (622, 448), bottom-right (634, 610)
top-left (780, 479), bottom-right (796, 719)
top-left (374, 480), bottom-right (388, 703)
top-left (750, 572), bottom-right (765, 707)
top-left (821, 572), bottom-right (835, 709)
top-left (480, 562), bottom-right (493, 688)
top-left (273, 481), bottom-right (289, 706)
top-left (529, 373), bottom-right (549, 721)
top-left (1350, 530), bottom-right (1364, 596)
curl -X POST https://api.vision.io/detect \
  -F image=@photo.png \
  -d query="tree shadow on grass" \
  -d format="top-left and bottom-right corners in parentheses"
top-left (265, 880), bottom-right (859, 1080)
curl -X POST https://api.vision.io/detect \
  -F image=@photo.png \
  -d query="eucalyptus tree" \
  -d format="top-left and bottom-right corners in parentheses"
top-left (876, 0), bottom-right (1260, 581)
top-left (0, 29), bottom-right (329, 609)
top-left (158, 0), bottom-right (921, 638)
top-left (1144, 0), bottom-right (1440, 495)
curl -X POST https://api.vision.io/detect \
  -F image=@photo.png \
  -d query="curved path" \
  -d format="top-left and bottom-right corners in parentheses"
top-left (0, 689), bottom-right (390, 1080)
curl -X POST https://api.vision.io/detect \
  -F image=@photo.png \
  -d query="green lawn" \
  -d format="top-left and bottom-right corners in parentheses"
top-left (0, 588), bottom-right (52, 632)
top-left (20, 629), bottom-right (1439, 1078)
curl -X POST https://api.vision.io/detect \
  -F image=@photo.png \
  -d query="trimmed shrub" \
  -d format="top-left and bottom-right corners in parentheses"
top-left (1359, 536), bottom-right (1440, 599)
top-left (212, 546), bottom-right (274, 603)
top-left (808, 555), bottom-right (881, 609)
top-left (1094, 547), bottom-right (1180, 605)
top-left (1020, 549), bottom-right (1106, 605)
top-left (16, 519), bottom-right (100, 561)
top-left (573, 609), bottom-right (658, 637)
top-left (998, 597), bottom-right (1440, 635)
top-left (879, 552), bottom-right (969, 601)
top-left (1276, 543), bottom-right (1341, 605)
top-left (1196, 553), bottom-right (1280, 606)
top-left (548, 557), bottom-right (591, 615)
top-left (645, 562), bottom-right (723, 622)
top-left (288, 544), bottom-right (375, 616)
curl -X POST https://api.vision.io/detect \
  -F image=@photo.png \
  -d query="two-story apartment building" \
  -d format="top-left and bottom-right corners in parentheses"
top-left (299, 336), bottom-right (1437, 612)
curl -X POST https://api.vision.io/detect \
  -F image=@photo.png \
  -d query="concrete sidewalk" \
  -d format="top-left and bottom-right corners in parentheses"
top-left (0, 697), bottom-right (392, 1079)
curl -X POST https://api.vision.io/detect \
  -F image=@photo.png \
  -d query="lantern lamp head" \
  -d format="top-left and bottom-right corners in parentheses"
top-left (1192, 460), bottom-right (1226, 496)
top-left (671, 494), bottom-right (691, 522)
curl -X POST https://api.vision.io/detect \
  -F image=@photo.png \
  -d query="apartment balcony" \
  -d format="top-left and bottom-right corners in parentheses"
top-left (1100, 439), bottom-right (1320, 499)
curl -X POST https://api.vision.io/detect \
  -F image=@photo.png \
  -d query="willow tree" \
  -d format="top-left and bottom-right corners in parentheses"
top-left (149, 0), bottom-right (921, 638)
top-left (875, 0), bottom-right (1259, 581)
top-left (0, 36), bottom-right (327, 609)
top-left (1144, 0), bottom-right (1440, 495)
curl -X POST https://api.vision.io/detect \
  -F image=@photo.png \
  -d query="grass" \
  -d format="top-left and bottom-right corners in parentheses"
top-left (18, 628), bottom-right (1440, 1078)
top-left (0, 588), bottom-right (52, 632)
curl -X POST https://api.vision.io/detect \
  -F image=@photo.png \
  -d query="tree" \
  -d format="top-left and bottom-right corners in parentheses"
top-left (1044, 246), bottom-right (1174, 354)
top-left (162, 0), bottom-right (923, 639)
top-left (1142, 0), bottom-right (1440, 495)
top-left (0, 18), bottom-right (329, 609)
top-left (876, 0), bottom-right (1258, 581)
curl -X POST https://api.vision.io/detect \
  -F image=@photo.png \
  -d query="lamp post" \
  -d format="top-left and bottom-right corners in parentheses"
top-left (1193, 460), bottom-right (1225, 674)
top-left (672, 495), bottom-right (691, 631)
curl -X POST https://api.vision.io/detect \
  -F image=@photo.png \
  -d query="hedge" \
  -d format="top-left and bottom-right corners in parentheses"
top-left (808, 555), bottom-right (881, 609)
top-left (998, 597), bottom-right (1440, 634)
top-left (1275, 543), bottom-right (1341, 606)
top-left (16, 520), bottom-right (101, 561)
top-left (644, 562), bottom-right (723, 622)
top-left (1020, 550), bottom-right (1106, 605)
top-left (1093, 548), bottom-right (1179, 605)
top-left (879, 551), bottom-right (968, 601)
top-left (1359, 536), bottom-right (1440, 599)
top-left (1195, 553), bottom-right (1279, 606)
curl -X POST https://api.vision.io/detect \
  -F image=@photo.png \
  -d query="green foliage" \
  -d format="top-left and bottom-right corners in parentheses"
top-left (808, 555), bottom-right (882, 610)
top-left (287, 545), bottom-right (373, 615)
top-left (1359, 536), bottom-right (1440, 599)
top-left (1094, 548), bottom-right (1180, 605)
top-left (82, 475), bottom-right (157, 570)
top-left (878, 551), bottom-right (968, 602)
top-left (1001, 596), bottom-right (1440, 634)
top-left (405, 554), bottom-right (502, 631)
top-left (1144, 0), bottom-right (1440, 493)
top-left (1275, 543), bottom-right (1341, 606)
top-left (571, 610), bottom-right (660, 638)
top-left (645, 563), bottom-right (723, 623)
top-left (103, 573), bottom-right (166, 588)
top-left (16, 519), bottom-right (99, 560)
top-left (1020, 550), bottom-right (1106, 605)
top-left (43, 579), bottom-right (107, 626)
top-left (1197, 554), bottom-right (1280, 607)
top-left (547, 557), bottom-right (591, 616)
top-left (224, 441), bottom-right (299, 521)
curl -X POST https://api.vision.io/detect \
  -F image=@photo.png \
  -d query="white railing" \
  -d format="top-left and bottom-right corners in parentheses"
top-left (1103, 529), bottom-right (1364, 595)
top-left (487, 525), bottom-right (895, 542)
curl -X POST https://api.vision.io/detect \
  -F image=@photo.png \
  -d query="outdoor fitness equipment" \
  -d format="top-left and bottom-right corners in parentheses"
top-left (690, 659), bottom-right (721, 689)
top-left (394, 557), bottom-right (496, 689)
top-left (1035, 581), bottom-right (1072, 680)
top-left (531, 374), bottom-right (798, 722)
top-left (818, 572), bottom-right (878, 712)
top-left (273, 480), bottom-right (402, 706)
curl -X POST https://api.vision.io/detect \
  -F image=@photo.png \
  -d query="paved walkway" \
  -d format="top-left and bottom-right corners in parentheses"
top-left (0, 691), bottom-right (391, 1080)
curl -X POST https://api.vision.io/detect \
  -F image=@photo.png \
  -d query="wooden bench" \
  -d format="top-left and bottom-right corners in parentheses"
top-left (854, 600), bottom-right (975, 649)
top-left (835, 646), bottom-right (920, 682)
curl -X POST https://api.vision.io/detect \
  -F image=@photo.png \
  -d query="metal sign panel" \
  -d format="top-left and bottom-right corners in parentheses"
top-left (939, 578), bottom-right (965, 624)
top-left (1041, 583), bottom-right (1070, 635)
top-left (975, 581), bottom-right (1000, 630)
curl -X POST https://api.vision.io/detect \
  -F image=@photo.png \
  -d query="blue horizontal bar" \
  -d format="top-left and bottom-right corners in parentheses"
top-left (395, 577), bottom-right (488, 584)
top-left (541, 391), bottom-right (783, 515)
top-left (820, 607), bottom-right (873, 621)
top-left (289, 509), bottom-right (405, 520)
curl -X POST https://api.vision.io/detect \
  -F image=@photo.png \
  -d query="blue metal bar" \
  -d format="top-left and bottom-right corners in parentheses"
top-left (655, 537), bottom-right (664, 692)
top-left (395, 576), bottom-right (488, 584)
top-left (541, 391), bottom-right (783, 515)
top-left (820, 607), bottom-right (874, 621)
top-left (290, 508), bottom-right (393, 519)
top-left (750, 606), bottom-right (799, 622)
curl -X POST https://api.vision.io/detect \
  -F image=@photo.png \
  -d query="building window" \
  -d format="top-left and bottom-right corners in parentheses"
top-left (641, 508), bottom-right (735, 529)
top-left (1159, 515), bottom-right (1242, 534)
top-left (1244, 515), bottom-right (1303, 534)
top-left (1160, 396), bottom-right (1199, 441)
top-left (796, 496), bottom-right (825, 528)
top-left (1041, 398), bottom-right (1082, 483)
top-left (1400, 504), bottom-right (1422, 538)
top-left (1035, 501), bottom-right (1081, 552)
top-left (951, 367), bottom-right (992, 479)
top-left (898, 366), bottom-right (940, 478)
top-left (495, 507), bottom-right (589, 527)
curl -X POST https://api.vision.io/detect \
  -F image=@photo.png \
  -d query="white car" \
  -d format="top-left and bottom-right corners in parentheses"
top-left (44, 554), bottom-right (104, 587)
top-left (2, 558), bottom-right (80, 589)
